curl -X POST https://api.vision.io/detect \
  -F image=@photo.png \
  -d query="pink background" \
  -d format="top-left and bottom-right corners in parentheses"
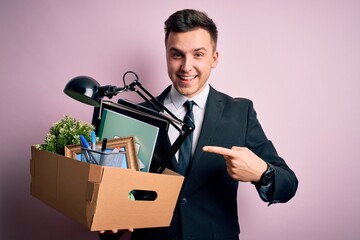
top-left (1, 0), bottom-right (359, 239)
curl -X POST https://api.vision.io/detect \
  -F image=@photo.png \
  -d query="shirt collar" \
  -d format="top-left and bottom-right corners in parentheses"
top-left (168, 83), bottom-right (209, 110)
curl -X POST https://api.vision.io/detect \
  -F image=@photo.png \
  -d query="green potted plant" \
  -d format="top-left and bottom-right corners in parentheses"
top-left (37, 115), bottom-right (95, 155)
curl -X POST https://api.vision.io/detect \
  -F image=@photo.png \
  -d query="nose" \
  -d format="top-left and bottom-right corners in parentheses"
top-left (180, 56), bottom-right (193, 72)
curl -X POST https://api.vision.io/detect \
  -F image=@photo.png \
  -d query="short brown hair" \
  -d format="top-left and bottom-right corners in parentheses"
top-left (164, 9), bottom-right (218, 49)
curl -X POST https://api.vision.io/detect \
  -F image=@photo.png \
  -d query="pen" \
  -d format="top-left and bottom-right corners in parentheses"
top-left (80, 135), bottom-right (97, 164)
top-left (80, 135), bottom-right (90, 149)
top-left (91, 131), bottom-right (96, 150)
top-left (79, 135), bottom-right (91, 163)
top-left (101, 138), bottom-right (107, 152)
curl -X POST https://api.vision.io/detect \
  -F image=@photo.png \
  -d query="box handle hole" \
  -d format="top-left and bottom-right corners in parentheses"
top-left (128, 190), bottom-right (157, 201)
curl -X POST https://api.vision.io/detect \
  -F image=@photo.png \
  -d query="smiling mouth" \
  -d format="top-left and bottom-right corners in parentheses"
top-left (178, 75), bottom-right (197, 81)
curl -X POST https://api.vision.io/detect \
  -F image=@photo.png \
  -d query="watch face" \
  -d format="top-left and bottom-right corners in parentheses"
top-left (262, 167), bottom-right (275, 185)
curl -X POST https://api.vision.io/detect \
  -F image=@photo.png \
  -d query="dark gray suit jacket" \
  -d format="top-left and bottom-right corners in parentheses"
top-left (102, 85), bottom-right (298, 240)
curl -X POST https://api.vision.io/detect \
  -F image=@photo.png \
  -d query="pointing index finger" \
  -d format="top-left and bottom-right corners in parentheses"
top-left (203, 146), bottom-right (235, 157)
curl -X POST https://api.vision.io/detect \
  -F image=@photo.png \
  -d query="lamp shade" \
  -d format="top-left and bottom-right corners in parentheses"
top-left (64, 76), bottom-right (101, 107)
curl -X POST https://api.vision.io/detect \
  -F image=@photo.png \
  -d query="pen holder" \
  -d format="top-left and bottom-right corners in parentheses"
top-left (81, 147), bottom-right (125, 168)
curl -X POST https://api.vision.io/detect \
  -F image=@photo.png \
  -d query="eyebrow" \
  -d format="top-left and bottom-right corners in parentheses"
top-left (194, 47), bottom-right (208, 52)
top-left (169, 47), bottom-right (208, 53)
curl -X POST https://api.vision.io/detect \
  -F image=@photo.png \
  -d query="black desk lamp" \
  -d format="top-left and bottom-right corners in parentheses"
top-left (64, 71), bottom-right (194, 173)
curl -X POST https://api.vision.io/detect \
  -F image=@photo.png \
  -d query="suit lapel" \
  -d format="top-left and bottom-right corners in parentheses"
top-left (156, 85), bottom-right (172, 103)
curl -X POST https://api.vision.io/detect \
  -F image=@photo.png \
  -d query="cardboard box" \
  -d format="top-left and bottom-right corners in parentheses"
top-left (30, 146), bottom-right (184, 231)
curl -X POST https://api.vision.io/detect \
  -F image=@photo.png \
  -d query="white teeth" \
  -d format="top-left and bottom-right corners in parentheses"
top-left (180, 75), bottom-right (196, 80)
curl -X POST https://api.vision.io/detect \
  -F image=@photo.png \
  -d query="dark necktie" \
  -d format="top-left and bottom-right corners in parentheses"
top-left (179, 100), bottom-right (195, 175)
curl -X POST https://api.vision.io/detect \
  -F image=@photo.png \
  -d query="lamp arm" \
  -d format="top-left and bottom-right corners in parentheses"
top-left (132, 80), bottom-right (182, 122)
top-left (134, 88), bottom-right (184, 132)
top-left (123, 74), bottom-right (185, 132)
top-left (154, 130), bottom-right (189, 174)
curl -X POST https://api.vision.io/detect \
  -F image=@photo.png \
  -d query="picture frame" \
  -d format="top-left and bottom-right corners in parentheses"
top-left (64, 137), bottom-right (139, 170)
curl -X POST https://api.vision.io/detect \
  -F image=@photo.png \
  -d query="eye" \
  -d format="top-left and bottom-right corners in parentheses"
top-left (171, 51), bottom-right (183, 59)
top-left (194, 52), bottom-right (205, 58)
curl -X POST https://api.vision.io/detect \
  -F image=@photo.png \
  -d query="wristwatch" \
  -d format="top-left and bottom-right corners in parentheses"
top-left (260, 164), bottom-right (275, 186)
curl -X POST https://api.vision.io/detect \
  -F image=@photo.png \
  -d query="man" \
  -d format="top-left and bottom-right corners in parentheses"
top-left (100, 9), bottom-right (298, 240)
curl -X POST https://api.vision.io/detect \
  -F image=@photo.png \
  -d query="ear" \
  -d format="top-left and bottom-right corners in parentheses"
top-left (211, 50), bottom-right (219, 68)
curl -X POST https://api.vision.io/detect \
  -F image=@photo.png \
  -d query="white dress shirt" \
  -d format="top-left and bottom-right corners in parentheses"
top-left (163, 84), bottom-right (210, 161)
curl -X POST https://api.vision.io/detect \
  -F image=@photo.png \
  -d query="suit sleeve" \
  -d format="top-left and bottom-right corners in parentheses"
top-left (245, 100), bottom-right (298, 204)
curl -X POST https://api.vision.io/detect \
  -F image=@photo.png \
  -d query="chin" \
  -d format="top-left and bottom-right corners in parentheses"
top-left (179, 89), bottom-right (196, 98)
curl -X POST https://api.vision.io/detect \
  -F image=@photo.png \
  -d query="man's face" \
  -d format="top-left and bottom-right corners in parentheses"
top-left (165, 28), bottom-right (219, 98)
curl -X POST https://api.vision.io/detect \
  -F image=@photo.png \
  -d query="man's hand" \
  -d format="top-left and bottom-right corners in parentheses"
top-left (99, 228), bottom-right (134, 234)
top-left (202, 146), bottom-right (268, 182)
